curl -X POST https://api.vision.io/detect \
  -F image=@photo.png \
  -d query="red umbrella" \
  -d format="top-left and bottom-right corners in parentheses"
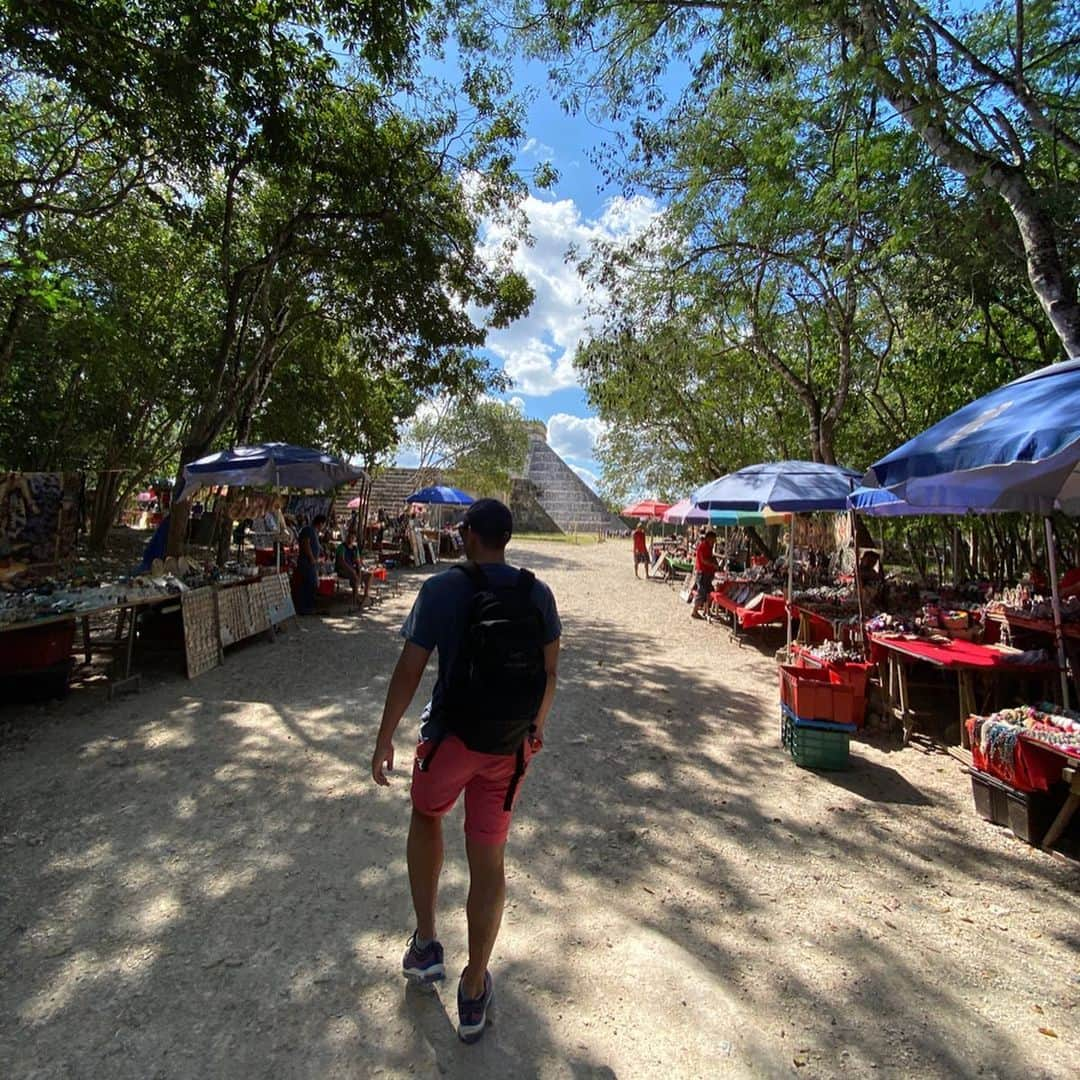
top-left (622, 499), bottom-right (672, 519)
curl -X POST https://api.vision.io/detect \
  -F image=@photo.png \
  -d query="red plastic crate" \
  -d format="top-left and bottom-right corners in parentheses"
top-left (790, 648), bottom-right (870, 728)
top-left (779, 664), bottom-right (855, 726)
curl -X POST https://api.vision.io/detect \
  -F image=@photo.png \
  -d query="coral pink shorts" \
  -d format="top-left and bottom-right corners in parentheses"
top-left (411, 735), bottom-right (539, 845)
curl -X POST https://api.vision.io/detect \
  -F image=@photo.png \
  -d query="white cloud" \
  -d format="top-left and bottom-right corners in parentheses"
top-left (508, 396), bottom-right (526, 413)
top-left (481, 192), bottom-right (662, 396)
top-left (547, 413), bottom-right (607, 461)
top-left (521, 136), bottom-right (555, 160)
top-left (570, 464), bottom-right (600, 491)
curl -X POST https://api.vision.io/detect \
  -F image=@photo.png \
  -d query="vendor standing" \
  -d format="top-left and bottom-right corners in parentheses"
top-left (692, 528), bottom-right (719, 620)
top-left (295, 513), bottom-right (327, 615)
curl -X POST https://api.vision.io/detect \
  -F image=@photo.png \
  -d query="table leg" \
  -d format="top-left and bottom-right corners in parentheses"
top-left (958, 672), bottom-right (976, 748)
top-left (896, 658), bottom-right (914, 745)
top-left (121, 606), bottom-right (136, 679)
top-left (1042, 768), bottom-right (1079, 851)
top-left (107, 606), bottom-right (142, 700)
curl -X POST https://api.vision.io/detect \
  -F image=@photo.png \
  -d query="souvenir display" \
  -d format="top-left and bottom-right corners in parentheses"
top-left (181, 587), bottom-right (222, 679)
top-left (0, 472), bottom-right (80, 570)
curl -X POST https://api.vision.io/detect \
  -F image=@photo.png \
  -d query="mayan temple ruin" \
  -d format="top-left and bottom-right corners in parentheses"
top-left (509, 424), bottom-right (625, 534)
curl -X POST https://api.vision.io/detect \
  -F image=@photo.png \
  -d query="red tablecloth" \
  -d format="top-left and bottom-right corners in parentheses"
top-left (967, 716), bottom-right (1072, 791)
top-left (868, 633), bottom-right (1057, 671)
top-left (710, 589), bottom-right (787, 628)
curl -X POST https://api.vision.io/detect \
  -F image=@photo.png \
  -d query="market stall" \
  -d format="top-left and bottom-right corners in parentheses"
top-left (966, 704), bottom-right (1080, 851)
top-left (861, 357), bottom-right (1080, 851)
top-left (708, 579), bottom-right (788, 638)
top-left (692, 461), bottom-right (861, 652)
top-left (868, 631), bottom-right (1057, 746)
top-left (404, 485), bottom-right (473, 563)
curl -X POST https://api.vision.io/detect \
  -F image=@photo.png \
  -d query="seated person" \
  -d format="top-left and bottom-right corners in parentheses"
top-left (335, 529), bottom-right (373, 609)
top-left (859, 549), bottom-right (883, 582)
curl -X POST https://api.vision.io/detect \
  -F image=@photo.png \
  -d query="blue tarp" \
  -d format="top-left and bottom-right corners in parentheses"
top-left (865, 359), bottom-right (1080, 515)
top-left (176, 443), bottom-right (365, 501)
top-left (692, 461), bottom-right (861, 513)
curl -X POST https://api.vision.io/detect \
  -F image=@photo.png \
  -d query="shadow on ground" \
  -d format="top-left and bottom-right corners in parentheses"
top-left (1, 547), bottom-right (1077, 1078)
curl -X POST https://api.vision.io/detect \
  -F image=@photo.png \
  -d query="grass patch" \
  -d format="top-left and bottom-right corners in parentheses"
top-left (514, 531), bottom-right (601, 545)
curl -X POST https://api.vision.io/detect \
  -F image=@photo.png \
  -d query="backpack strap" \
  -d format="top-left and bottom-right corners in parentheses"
top-left (502, 739), bottom-right (528, 812)
top-left (454, 560), bottom-right (487, 589)
top-left (416, 731), bottom-right (446, 773)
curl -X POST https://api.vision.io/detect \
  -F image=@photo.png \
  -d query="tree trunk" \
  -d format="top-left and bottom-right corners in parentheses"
top-left (846, 13), bottom-right (1080, 358)
top-left (0, 293), bottom-right (29, 389)
top-left (88, 470), bottom-right (124, 552)
top-left (166, 437), bottom-right (206, 556)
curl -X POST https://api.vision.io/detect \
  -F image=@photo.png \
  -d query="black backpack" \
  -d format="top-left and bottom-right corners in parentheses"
top-left (422, 561), bottom-right (548, 808)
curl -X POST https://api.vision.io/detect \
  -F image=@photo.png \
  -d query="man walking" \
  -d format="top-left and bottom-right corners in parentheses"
top-left (371, 498), bottom-right (561, 1043)
top-left (632, 521), bottom-right (650, 578)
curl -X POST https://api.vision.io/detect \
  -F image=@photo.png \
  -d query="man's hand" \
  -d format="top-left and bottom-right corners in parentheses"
top-left (371, 739), bottom-right (395, 785)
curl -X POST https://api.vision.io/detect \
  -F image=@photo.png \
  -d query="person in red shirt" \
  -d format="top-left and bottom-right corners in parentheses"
top-left (632, 522), bottom-right (650, 578)
top-left (692, 528), bottom-right (719, 619)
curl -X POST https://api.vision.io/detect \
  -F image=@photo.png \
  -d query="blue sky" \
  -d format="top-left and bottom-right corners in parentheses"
top-left (399, 51), bottom-right (663, 491)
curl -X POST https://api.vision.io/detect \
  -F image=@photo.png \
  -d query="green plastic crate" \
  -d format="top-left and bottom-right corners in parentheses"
top-left (781, 712), bottom-right (850, 770)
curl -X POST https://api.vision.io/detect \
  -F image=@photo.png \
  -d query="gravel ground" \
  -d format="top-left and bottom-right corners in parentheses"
top-left (1, 537), bottom-right (1078, 1079)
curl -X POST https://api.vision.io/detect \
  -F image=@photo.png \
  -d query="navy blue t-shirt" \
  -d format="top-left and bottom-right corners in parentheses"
top-left (401, 561), bottom-right (561, 737)
top-left (297, 524), bottom-right (320, 566)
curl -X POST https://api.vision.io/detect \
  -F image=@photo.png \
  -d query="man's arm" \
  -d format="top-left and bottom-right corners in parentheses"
top-left (371, 641), bottom-right (431, 785)
top-left (532, 638), bottom-right (561, 741)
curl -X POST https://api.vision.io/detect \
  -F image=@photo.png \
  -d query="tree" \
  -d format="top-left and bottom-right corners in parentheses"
top-left (516, 1), bottom-right (1080, 358)
top-left (0, 41), bottom-right (537, 553)
top-left (162, 79), bottom-right (532, 551)
top-left (0, 1), bottom-right (426, 169)
top-left (403, 396), bottom-right (530, 498)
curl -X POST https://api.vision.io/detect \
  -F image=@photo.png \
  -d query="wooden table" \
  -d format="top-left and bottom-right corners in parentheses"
top-left (1040, 756), bottom-right (1080, 853)
top-left (987, 611), bottom-right (1080, 704)
top-left (1, 592), bottom-right (176, 697)
top-left (869, 633), bottom-right (1059, 746)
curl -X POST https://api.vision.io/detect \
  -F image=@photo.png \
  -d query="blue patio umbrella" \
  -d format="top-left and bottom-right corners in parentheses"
top-left (847, 487), bottom-right (972, 518)
top-left (692, 461), bottom-right (861, 513)
top-left (177, 442), bottom-right (365, 500)
top-left (693, 461), bottom-right (860, 652)
top-left (865, 359), bottom-right (1080, 701)
top-left (404, 485), bottom-right (475, 505)
top-left (865, 359), bottom-right (1080, 514)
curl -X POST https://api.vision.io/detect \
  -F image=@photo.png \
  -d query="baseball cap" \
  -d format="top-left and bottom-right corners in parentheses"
top-left (461, 498), bottom-right (513, 544)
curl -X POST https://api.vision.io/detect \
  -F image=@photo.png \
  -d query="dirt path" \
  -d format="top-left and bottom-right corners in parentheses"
top-left (2, 538), bottom-right (1078, 1078)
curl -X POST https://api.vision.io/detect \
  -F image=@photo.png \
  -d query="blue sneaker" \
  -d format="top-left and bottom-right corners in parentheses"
top-left (456, 969), bottom-right (494, 1043)
top-left (401, 931), bottom-right (444, 984)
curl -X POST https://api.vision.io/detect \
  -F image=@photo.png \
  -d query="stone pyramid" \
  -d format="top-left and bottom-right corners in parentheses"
top-left (510, 430), bottom-right (624, 534)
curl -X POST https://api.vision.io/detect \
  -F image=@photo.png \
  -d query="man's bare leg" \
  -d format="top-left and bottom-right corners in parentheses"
top-left (461, 839), bottom-right (506, 999)
top-left (407, 809), bottom-right (443, 941)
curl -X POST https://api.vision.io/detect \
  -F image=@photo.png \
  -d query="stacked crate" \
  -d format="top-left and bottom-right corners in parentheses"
top-left (778, 665), bottom-right (856, 770)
